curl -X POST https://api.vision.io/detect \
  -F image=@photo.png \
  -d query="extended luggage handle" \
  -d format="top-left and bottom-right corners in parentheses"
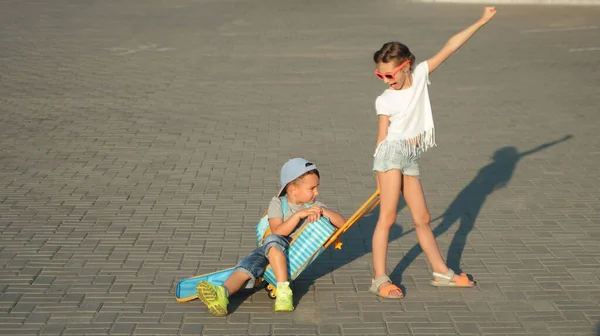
top-left (325, 189), bottom-right (380, 250)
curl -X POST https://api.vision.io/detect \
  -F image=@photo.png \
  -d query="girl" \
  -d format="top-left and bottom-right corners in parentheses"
top-left (369, 7), bottom-right (497, 298)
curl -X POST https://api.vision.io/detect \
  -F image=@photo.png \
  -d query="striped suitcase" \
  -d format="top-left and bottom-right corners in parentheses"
top-left (175, 190), bottom-right (380, 302)
top-left (262, 216), bottom-right (336, 286)
top-left (175, 217), bottom-right (335, 302)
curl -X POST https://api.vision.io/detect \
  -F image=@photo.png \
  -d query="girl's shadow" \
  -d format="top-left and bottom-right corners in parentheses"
top-left (293, 135), bottom-right (572, 301)
top-left (390, 135), bottom-right (572, 284)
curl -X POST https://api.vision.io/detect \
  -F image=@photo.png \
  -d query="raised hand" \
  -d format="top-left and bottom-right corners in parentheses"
top-left (481, 7), bottom-right (497, 24)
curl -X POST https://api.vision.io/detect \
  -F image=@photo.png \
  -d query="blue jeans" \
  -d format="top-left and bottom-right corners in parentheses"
top-left (235, 234), bottom-right (290, 289)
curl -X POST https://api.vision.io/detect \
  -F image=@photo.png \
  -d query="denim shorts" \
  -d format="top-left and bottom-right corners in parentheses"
top-left (373, 152), bottom-right (420, 178)
top-left (234, 234), bottom-right (291, 289)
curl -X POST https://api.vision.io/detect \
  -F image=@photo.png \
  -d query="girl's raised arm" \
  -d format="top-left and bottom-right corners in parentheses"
top-left (427, 7), bottom-right (497, 74)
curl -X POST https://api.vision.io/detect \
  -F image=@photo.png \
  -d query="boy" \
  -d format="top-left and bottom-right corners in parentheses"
top-left (196, 158), bottom-right (346, 315)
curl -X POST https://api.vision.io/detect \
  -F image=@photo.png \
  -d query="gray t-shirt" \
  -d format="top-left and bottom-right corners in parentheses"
top-left (267, 196), bottom-right (327, 239)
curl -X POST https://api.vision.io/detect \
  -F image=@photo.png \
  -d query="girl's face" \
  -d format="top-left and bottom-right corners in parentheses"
top-left (375, 59), bottom-right (411, 90)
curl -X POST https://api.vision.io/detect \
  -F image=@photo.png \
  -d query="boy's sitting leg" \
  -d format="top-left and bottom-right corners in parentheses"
top-left (263, 234), bottom-right (294, 312)
top-left (197, 246), bottom-right (269, 316)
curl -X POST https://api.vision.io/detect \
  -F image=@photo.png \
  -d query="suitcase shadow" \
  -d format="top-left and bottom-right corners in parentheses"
top-left (292, 199), bottom-right (409, 304)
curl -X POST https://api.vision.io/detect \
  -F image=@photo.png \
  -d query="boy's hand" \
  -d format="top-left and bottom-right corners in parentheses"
top-left (480, 7), bottom-right (497, 24)
top-left (297, 205), bottom-right (324, 223)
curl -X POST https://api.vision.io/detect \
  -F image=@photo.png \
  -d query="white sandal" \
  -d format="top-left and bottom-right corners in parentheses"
top-left (368, 276), bottom-right (404, 299)
top-left (430, 269), bottom-right (475, 287)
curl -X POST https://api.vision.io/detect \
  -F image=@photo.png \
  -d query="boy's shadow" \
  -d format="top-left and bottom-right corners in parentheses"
top-left (293, 135), bottom-right (572, 301)
top-left (226, 287), bottom-right (261, 313)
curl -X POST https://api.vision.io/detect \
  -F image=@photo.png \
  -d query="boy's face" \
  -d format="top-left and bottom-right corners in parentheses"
top-left (290, 173), bottom-right (320, 204)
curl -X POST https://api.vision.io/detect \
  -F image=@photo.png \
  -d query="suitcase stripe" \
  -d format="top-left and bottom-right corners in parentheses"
top-left (263, 218), bottom-right (336, 285)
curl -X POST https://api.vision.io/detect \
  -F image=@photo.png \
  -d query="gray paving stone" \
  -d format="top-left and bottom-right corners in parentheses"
top-left (248, 323), bottom-right (273, 335)
top-left (179, 323), bottom-right (203, 335)
top-left (318, 324), bottom-right (342, 335)
top-left (110, 323), bottom-right (136, 335)
top-left (454, 322), bottom-right (481, 334)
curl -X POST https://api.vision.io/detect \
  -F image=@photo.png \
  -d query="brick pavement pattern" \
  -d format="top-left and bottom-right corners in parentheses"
top-left (1, 0), bottom-right (600, 335)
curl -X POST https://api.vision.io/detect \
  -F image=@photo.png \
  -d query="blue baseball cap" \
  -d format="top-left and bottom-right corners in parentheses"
top-left (278, 158), bottom-right (318, 197)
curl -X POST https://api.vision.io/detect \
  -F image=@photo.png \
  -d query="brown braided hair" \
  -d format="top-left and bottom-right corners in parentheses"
top-left (373, 42), bottom-right (416, 69)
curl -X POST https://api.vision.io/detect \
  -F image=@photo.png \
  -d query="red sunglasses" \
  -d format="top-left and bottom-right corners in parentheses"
top-left (374, 59), bottom-right (411, 80)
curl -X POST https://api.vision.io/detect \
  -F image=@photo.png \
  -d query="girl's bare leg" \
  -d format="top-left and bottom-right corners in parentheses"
top-left (372, 170), bottom-right (403, 296)
top-left (401, 175), bottom-right (474, 284)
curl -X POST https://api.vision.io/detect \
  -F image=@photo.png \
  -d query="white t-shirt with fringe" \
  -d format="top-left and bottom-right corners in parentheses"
top-left (374, 61), bottom-right (436, 160)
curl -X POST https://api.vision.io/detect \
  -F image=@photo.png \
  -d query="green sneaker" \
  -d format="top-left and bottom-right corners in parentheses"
top-left (274, 282), bottom-right (294, 312)
top-left (196, 280), bottom-right (229, 316)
